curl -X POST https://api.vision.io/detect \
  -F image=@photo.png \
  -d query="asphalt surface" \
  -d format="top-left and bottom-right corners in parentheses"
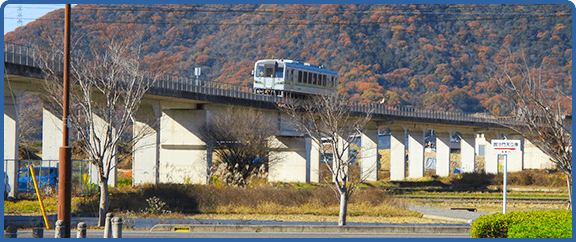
top-left (12, 230), bottom-right (471, 238)
top-left (406, 204), bottom-right (494, 223)
top-left (4, 204), bottom-right (491, 238)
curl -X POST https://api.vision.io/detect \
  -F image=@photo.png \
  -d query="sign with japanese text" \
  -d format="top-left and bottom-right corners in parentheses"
top-left (491, 140), bottom-right (522, 155)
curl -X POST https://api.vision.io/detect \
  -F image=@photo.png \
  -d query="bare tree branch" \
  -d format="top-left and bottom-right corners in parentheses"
top-left (279, 94), bottom-right (374, 226)
top-left (34, 25), bottom-right (160, 226)
top-left (491, 48), bottom-right (572, 209)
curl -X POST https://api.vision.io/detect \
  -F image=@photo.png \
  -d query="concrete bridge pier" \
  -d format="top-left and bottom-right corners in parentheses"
top-left (42, 104), bottom-right (62, 166)
top-left (88, 114), bottom-right (118, 187)
top-left (4, 95), bottom-right (20, 198)
top-left (460, 131), bottom-right (476, 173)
top-left (269, 136), bottom-right (317, 183)
top-left (306, 137), bottom-right (320, 183)
top-left (406, 128), bottom-right (425, 179)
top-left (159, 107), bottom-right (211, 185)
top-left (523, 138), bottom-right (554, 169)
top-left (360, 129), bottom-right (378, 181)
top-left (132, 101), bottom-right (161, 185)
top-left (435, 132), bottom-right (451, 177)
top-left (481, 132), bottom-right (499, 174)
top-left (389, 128), bottom-right (406, 181)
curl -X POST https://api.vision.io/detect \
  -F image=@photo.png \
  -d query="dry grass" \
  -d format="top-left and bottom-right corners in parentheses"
top-left (211, 200), bottom-right (417, 217)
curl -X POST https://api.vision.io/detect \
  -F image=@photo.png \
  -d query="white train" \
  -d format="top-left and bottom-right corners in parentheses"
top-left (253, 59), bottom-right (338, 97)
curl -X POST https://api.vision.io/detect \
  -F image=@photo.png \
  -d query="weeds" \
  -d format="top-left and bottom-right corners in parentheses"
top-left (142, 196), bottom-right (171, 215)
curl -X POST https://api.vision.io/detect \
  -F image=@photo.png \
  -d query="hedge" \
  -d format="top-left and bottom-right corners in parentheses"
top-left (470, 210), bottom-right (572, 238)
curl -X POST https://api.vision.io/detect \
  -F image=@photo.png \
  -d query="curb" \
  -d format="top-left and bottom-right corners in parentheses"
top-left (150, 224), bottom-right (471, 234)
top-left (422, 214), bottom-right (474, 224)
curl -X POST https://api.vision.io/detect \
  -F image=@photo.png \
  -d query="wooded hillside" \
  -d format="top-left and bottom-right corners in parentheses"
top-left (4, 4), bottom-right (572, 115)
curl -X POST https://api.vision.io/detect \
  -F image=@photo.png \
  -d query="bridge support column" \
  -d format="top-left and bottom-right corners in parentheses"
top-left (360, 129), bottom-right (378, 181)
top-left (306, 137), bottom-right (320, 183)
top-left (159, 109), bottom-right (211, 184)
top-left (483, 133), bottom-right (498, 174)
top-left (435, 132), bottom-right (451, 177)
top-left (333, 137), bottom-right (349, 182)
top-left (523, 138), bottom-right (553, 169)
top-left (507, 135), bottom-right (525, 172)
top-left (407, 128), bottom-right (424, 179)
top-left (42, 105), bottom-right (62, 167)
top-left (389, 129), bottom-right (406, 181)
top-left (88, 114), bottom-right (118, 187)
top-left (460, 133), bottom-right (476, 173)
top-left (269, 136), bottom-right (308, 183)
top-left (132, 101), bottom-right (161, 185)
top-left (4, 96), bottom-right (19, 198)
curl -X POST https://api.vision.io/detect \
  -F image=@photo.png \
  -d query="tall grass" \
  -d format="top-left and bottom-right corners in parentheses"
top-left (70, 183), bottom-right (411, 217)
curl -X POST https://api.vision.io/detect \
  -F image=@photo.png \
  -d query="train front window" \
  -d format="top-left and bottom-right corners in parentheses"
top-left (265, 65), bottom-right (274, 77)
top-left (255, 64), bottom-right (265, 77)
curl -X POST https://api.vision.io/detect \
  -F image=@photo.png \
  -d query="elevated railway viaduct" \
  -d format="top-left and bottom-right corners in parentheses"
top-left (3, 43), bottom-right (552, 197)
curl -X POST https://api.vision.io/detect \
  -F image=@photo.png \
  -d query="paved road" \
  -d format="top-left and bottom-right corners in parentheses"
top-left (5, 204), bottom-right (489, 238)
top-left (14, 229), bottom-right (470, 238)
top-left (406, 204), bottom-right (494, 223)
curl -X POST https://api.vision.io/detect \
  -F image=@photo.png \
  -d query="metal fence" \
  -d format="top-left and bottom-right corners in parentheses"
top-left (4, 159), bottom-right (94, 197)
top-left (4, 41), bottom-right (518, 127)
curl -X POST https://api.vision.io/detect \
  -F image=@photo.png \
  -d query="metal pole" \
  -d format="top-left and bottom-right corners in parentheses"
top-left (503, 154), bottom-right (508, 214)
top-left (58, 4), bottom-right (72, 238)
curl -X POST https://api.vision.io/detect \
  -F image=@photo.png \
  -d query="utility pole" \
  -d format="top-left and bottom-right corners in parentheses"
top-left (57, 4), bottom-right (72, 238)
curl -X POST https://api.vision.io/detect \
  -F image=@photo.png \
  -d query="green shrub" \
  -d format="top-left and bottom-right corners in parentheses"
top-left (471, 213), bottom-right (509, 238)
top-left (471, 210), bottom-right (572, 238)
top-left (508, 218), bottom-right (572, 238)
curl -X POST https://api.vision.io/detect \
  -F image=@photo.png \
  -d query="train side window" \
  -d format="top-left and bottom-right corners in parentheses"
top-left (298, 71), bottom-right (302, 83)
top-left (323, 75), bottom-right (327, 86)
top-left (313, 73), bottom-right (317, 85)
top-left (291, 70), bottom-right (295, 82)
top-left (308, 72), bottom-right (312, 84)
top-left (303, 71), bottom-right (308, 84)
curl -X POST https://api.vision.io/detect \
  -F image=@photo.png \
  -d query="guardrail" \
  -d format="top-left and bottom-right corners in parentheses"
top-left (4, 41), bottom-right (517, 126)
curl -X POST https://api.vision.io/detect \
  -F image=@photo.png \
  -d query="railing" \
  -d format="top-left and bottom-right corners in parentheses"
top-left (4, 41), bottom-right (517, 127)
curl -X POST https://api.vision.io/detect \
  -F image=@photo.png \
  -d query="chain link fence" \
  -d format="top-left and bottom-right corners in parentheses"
top-left (4, 159), bottom-right (95, 198)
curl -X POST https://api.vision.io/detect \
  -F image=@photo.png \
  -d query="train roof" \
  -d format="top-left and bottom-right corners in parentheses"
top-left (255, 59), bottom-right (338, 75)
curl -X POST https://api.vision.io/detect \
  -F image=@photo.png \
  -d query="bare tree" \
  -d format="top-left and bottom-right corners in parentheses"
top-left (492, 49), bottom-right (572, 209)
top-left (35, 25), bottom-right (158, 226)
top-left (200, 106), bottom-right (279, 187)
top-left (279, 94), bottom-right (373, 226)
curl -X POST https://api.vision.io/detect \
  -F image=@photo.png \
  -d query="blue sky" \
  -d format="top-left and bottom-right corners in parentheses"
top-left (3, 4), bottom-right (68, 35)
